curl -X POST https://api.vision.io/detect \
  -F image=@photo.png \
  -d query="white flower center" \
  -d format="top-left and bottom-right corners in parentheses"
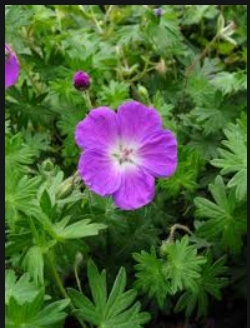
top-left (111, 142), bottom-right (138, 167)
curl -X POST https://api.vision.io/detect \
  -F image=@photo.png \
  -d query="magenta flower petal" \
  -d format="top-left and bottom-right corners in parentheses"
top-left (117, 101), bottom-right (162, 143)
top-left (75, 107), bottom-right (118, 151)
top-left (78, 150), bottom-right (121, 196)
top-left (5, 44), bottom-right (19, 89)
top-left (139, 130), bottom-right (177, 178)
top-left (113, 167), bottom-right (155, 210)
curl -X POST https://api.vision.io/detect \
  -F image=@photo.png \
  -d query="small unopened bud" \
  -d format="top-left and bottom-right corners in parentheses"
top-left (56, 176), bottom-right (75, 199)
top-left (155, 58), bottom-right (167, 75)
top-left (138, 85), bottom-right (149, 99)
top-left (73, 70), bottom-right (90, 91)
top-left (154, 8), bottom-right (163, 17)
top-left (41, 159), bottom-right (54, 172)
top-left (222, 21), bottom-right (236, 37)
top-left (220, 21), bottom-right (237, 46)
top-left (217, 14), bottom-right (225, 34)
top-left (75, 252), bottom-right (83, 266)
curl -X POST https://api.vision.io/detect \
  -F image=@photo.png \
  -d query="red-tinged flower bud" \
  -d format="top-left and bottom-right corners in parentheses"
top-left (73, 70), bottom-right (90, 91)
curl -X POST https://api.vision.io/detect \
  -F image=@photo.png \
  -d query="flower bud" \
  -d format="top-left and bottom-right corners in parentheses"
top-left (73, 70), bottom-right (90, 91)
top-left (154, 8), bottom-right (163, 17)
top-left (41, 159), bottom-right (54, 172)
top-left (75, 252), bottom-right (84, 267)
top-left (155, 58), bottom-right (167, 75)
top-left (56, 176), bottom-right (75, 199)
top-left (137, 85), bottom-right (149, 99)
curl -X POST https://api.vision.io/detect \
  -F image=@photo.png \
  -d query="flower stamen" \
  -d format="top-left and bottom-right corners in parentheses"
top-left (112, 144), bottom-right (136, 165)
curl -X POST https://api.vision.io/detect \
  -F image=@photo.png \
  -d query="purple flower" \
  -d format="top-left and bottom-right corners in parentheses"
top-left (75, 101), bottom-right (177, 210)
top-left (154, 8), bottom-right (163, 16)
top-left (5, 44), bottom-right (20, 89)
top-left (73, 70), bottom-right (90, 91)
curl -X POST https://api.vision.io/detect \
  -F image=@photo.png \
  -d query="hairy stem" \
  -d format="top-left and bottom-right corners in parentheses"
top-left (168, 223), bottom-right (193, 242)
top-left (184, 34), bottom-right (218, 88)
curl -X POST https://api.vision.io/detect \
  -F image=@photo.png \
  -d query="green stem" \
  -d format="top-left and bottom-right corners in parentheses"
top-left (20, 59), bottom-right (41, 95)
top-left (47, 252), bottom-right (88, 328)
top-left (184, 34), bottom-right (218, 88)
top-left (130, 66), bottom-right (155, 83)
top-left (84, 91), bottom-right (93, 110)
top-left (74, 261), bottom-right (83, 294)
top-left (79, 5), bottom-right (103, 34)
top-left (104, 5), bottom-right (114, 22)
top-left (48, 252), bottom-right (69, 300)
top-left (28, 216), bottom-right (40, 244)
top-left (89, 6), bottom-right (103, 34)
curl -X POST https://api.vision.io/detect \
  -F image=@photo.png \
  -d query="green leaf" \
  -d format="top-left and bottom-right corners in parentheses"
top-left (133, 248), bottom-right (171, 308)
top-left (39, 189), bottom-right (52, 217)
top-left (6, 291), bottom-right (69, 328)
top-left (211, 117), bottom-right (247, 200)
top-left (97, 80), bottom-right (130, 109)
top-left (182, 5), bottom-right (218, 25)
top-left (68, 260), bottom-right (151, 328)
top-left (175, 252), bottom-right (228, 317)
top-left (5, 174), bottom-right (41, 225)
top-left (54, 218), bottom-right (106, 240)
top-left (22, 246), bottom-right (45, 285)
top-left (5, 133), bottom-right (38, 176)
top-left (210, 71), bottom-right (247, 94)
top-left (30, 299), bottom-right (70, 326)
top-left (5, 270), bottom-right (40, 306)
top-left (158, 146), bottom-right (203, 196)
top-left (191, 92), bottom-right (237, 135)
top-left (194, 175), bottom-right (246, 254)
top-left (87, 260), bottom-right (107, 316)
top-left (162, 236), bottom-right (206, 294)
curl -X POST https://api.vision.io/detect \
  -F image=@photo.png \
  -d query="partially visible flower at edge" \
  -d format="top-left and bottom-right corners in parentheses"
top-left (154, 8), bottom-right (163, 17)
top-left (73, 70), bottom-right (90, 91)
top-left (75, 101), bottom-right (178, 210)
top-left (5, 44), bottom-right (20, 89)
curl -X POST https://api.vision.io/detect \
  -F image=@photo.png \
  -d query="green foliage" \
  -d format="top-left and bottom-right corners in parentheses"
top-left (133, 236), bottom-right (228, 317)
top-left (211, 116), bottom-right (247, 200)
top-left (23, 246), bottom-right (45, 285)
top-left (68, 260), bottom-right (151, 328)
top-left (5, 133), bottom-right (38, 175)
top-left (97, 80), bottom-right (130, 109)
top-left (5, 174), bottom-right (41, 225)
top-left (158, 146), bottom-right (203, 197)
top-left (161, 236), bottom-right (206, 294)
top-left (175, 252), bottom-right (228, 317)
top-left (5, 270), bottom-right (40, 305)
top-left (210, 71), bottom-right (247, 95)
top-left (133, 248), bottom-right (171, 308)
top-left (5, 270), bottom-right (69, 328)
top-left (181, 5), bottom-right (218, 25)
top-left (53, 217), bottom-right (106, 240)
top-left (194, 175), bottom-right (246, 254)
